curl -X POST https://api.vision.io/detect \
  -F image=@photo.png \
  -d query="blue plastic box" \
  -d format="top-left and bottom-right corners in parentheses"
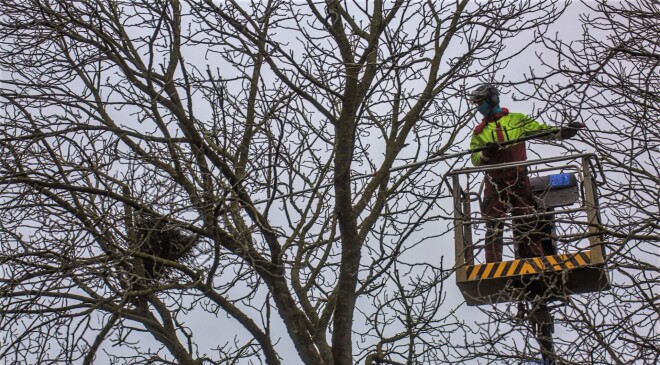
top-left (549, 173), bottom-right (573, 188)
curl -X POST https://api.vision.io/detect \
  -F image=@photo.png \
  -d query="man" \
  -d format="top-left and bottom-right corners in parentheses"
top-left (469, 84), bottom-right (584, 263)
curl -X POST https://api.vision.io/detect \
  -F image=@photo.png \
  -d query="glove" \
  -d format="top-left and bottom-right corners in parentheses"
top-left (482, 142), bottom-right (500, 158)
top-left (560, 122), bottom-right (585, 139)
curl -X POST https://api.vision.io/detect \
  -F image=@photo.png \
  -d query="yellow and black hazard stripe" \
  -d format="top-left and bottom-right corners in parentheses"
top-left (466, 251), bottom-right (592, 281)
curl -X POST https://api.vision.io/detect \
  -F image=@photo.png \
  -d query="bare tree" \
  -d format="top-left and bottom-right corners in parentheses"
top-left (0, 1), bottom-right (569, 364)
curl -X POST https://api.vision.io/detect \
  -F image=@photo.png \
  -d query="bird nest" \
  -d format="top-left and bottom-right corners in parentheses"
top-left (134, 214), bottom-right (198, 280)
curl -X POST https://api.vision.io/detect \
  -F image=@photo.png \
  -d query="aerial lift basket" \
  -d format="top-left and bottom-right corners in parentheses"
top-left (447, 154), bottom-right (610, 306)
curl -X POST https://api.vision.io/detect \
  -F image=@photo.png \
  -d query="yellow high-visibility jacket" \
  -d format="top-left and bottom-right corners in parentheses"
top-left (470, 110), bottom-right (559, 168)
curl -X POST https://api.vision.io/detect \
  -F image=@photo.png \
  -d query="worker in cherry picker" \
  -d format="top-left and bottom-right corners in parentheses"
top-left (469, 84), bottom-right (585, 263)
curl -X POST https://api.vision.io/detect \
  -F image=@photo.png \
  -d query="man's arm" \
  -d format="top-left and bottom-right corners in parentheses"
top-left (520, 115), bottom-right (585, 140)
top-left (521, 115), bottom-right (557, 139)
top-left (470, 134), bottom-right (484, 166)
top-left (470, 134), bottom-right (499, 166)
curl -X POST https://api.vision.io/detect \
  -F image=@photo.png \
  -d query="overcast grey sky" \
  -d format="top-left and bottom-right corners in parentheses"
top-left (1, 1), bottom-right (655, 364)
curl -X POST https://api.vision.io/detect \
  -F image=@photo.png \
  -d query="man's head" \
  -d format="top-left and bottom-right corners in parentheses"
top-left (470, 84), bottom-right (500, 117)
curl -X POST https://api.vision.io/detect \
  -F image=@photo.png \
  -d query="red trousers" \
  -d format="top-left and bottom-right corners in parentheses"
top-left (481, 174), bottom-right (544, 263)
